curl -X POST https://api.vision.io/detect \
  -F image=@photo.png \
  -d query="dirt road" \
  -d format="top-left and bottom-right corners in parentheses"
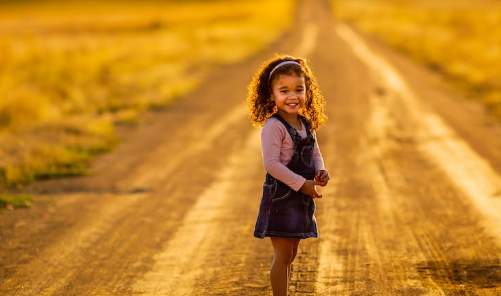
top-left (2, 0), bottom-right (501, 295)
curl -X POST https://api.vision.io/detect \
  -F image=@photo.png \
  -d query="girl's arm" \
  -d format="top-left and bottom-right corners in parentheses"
top-left (312, 131), bottom-right (325, 173)
top-left (261, 121), bottom-right (306, 192)
top-left (313, 131), bottom-right (330, 184)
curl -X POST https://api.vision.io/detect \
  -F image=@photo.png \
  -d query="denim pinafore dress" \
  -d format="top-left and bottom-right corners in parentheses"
top-left (254, 113), bottom-right (318, 239)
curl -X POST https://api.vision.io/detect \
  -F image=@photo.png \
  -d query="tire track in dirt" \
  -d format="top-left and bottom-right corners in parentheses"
top-left (336, 23), bottom-right (501, 249)
top-left (0, 107), bottom-right (253, 295)
top-left (132, 129), bottom-right (262, 295)
top-left (312, 22), bottom-right (501, 295)
top-left (0, 192), bottom-right (147, 295)
top-left (120, 105), bottom-right (247, 192)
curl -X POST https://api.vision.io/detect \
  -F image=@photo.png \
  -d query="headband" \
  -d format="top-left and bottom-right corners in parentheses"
top-left (268, 61), bottom-right (302, 82)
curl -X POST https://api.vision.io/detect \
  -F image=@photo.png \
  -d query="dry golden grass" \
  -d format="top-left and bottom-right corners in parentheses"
top-left (332, 0), bottom-right (501, 118)
top-left (0, 0), bottom-right (293, 196)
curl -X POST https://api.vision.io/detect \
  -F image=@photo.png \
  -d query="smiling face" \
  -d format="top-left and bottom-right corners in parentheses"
top-left (270, 73), bottom-right (306, 119)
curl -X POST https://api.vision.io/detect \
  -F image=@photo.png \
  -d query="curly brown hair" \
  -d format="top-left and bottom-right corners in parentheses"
top-left (246, 54), bottom-right (327, 130)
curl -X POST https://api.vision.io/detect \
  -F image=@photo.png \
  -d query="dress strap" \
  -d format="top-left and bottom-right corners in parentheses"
top-left (272, 113), bottom-right (312, 140)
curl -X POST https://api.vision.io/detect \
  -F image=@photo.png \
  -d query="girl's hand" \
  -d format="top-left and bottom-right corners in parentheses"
top-left (300, 180), bottom-right (325, 198)
top-left (315, 170), bottom-right (330, 185)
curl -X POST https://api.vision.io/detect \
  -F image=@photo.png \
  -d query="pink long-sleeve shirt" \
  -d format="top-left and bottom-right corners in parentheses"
top-left (261, 117), bottom-right (325, 192)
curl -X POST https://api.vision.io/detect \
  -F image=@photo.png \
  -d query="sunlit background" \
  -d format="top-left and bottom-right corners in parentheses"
top-left (1, 0), bottom-right (500, 207)
top-left (0, 0), bottom-right (293, 205)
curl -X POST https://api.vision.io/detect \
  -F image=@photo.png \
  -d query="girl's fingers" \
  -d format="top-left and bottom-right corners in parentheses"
top-left (313, 180), bottom-right (327, 187)
top-left (316, 171), bottom-right (330, 182)
top-left (312, 185), bottom-right (323, 198)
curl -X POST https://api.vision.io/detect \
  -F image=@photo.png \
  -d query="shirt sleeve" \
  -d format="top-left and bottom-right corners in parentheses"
top-left (261, 121), bottom-right (306, 192)
top-left (312, 131), bottom-right (326, 172)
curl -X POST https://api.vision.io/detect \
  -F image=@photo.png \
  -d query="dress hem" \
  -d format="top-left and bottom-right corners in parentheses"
top-left (254, 231), bottom-right (318, 240)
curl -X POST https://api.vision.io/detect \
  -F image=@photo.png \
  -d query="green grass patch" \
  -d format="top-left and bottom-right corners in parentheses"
top-left (332, 0), bottom-right (501, 119)
top-left (0, 0), bottom-right (294, 190)
top-left (0, 194), bottom-right (33, 209)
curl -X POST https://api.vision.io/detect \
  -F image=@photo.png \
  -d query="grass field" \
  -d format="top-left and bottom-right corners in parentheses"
top-left (0, 0), bottom-right (293, 203)
top-left (332, 0), bottom-right (501, 118)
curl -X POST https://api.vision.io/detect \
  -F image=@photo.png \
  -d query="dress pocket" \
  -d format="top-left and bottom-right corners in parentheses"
top-left (270, 179), bottom-right (292, 202)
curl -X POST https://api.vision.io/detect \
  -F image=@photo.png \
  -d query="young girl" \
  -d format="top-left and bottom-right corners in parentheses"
top-left (246, 54), bottom-right (329, 296)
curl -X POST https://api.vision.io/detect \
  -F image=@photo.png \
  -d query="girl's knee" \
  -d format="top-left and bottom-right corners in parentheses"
top-left (274, 249), bottom-right (295, 266)
top-left (271, 238), bottom-right (299, 265)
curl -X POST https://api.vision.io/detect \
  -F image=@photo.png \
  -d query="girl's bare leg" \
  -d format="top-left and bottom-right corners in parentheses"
top-left (270, 238), bottom-right (301, 296)
top-left (288, 239), bottom-right (300, 282)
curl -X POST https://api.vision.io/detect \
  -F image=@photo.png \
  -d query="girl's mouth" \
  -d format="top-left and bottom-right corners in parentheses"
top-left (286, 103), bottom-right (299, 107)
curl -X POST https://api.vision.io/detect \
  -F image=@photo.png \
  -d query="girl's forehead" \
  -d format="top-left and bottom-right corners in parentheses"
top-left (272, 73), bottom-right (305, 86)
